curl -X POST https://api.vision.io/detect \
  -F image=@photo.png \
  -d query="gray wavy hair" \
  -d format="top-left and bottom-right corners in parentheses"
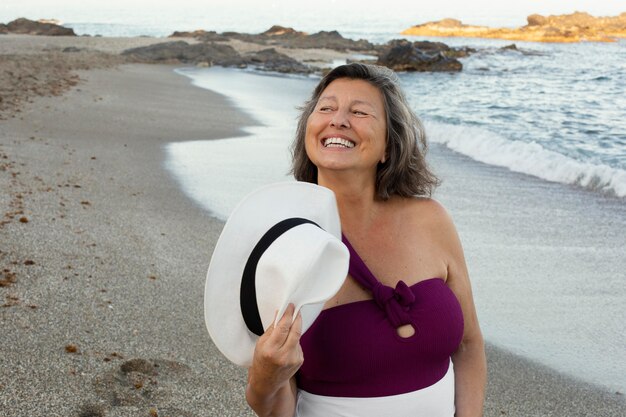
top-left (290, 63), bottom-right (439, 200)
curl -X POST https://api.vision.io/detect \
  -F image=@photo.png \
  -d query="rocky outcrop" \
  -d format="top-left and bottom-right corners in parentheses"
top-left (526, 11), bottom-right (626, 33)
top-left (147, 25), bottom-right (486, 73)
top-left (262, 25), bottom-right (306, 37)
top-left (0, 24), bottom-right (7, 34)
top-left (376, 39), bottom-right (463, 72)
top-left (121, 41), bottom-right (311, 73)
top-left (169, 30), bottom-right (229, 42)
top-left (289, 30), bottom-right (374, 51)
top-left (159, 26), bottom-right (476, 73)
top-left (6, 17), bottom-right (76, 36)
top-left (168, 26), bottom-right (375, 51)
top-left (170, 29), bottom-right (211, 38)
top-left (401, 12), bottom-right (626, 43)
top-left (243, 48), bottom-right (312, 73)
top-left (399, 40), bottom-right (475, 58)
top-left (163, 26), bottom-right (381, 72)
top-left (122, 41), bottom-right (243, 66)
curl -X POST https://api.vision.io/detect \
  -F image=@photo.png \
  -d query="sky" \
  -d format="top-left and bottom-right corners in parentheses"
top-left (2, 0), bottom-right (624, 17)
top-left (1, 0), bottom-right (624, 29)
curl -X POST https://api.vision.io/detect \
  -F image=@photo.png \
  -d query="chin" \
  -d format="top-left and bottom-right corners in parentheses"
top-left (315, 159), bottom-right (352, 171)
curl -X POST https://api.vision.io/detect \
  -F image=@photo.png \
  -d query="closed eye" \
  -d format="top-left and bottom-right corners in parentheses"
top-left (353, 110), bottom-right (368, 116)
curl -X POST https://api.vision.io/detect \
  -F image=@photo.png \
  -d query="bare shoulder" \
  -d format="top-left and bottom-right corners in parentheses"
top-left (401, 197), bottom-right (465, 279)
top-left (402, 197), bottom-right (456, 234)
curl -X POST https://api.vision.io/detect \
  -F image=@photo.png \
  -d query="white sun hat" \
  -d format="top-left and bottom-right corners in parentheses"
top-left (204, 182), bottom-right (349, 367)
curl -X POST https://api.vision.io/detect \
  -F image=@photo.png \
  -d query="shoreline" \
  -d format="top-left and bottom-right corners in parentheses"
top-left (1, 42), bottom-right (625, 415)
top-left (0, 33), bottom-right (369, 120)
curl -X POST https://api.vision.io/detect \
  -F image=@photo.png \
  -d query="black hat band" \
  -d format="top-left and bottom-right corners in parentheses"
top-left (240, 217), bottom-right (320, 336)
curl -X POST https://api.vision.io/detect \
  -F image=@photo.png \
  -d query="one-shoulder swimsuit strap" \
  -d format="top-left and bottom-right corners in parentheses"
top-left (341, 235), bottom-right (416, 329)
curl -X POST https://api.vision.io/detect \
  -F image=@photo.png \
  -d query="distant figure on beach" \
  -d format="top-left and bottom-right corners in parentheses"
top-left (245, 63), bottom-right (486, 416)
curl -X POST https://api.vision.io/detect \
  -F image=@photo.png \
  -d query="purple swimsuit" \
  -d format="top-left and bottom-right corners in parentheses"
top-left (297, 236), bottom-right (464, 398)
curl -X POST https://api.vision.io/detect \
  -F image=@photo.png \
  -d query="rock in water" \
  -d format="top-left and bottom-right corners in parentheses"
top-left (377, 39), bottom-right (462, 72)
top-left (401, 12), bottom-right (626, 43)
top-left (262, 25), bottom-right (305, 37)
top-left (6, 17), bottom-right (76, 36)
top-left (244, 48), bottom-right (312, 73)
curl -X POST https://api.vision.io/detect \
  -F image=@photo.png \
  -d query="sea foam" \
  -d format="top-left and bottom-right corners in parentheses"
top-left (425, 121), bottom-right (626, 198)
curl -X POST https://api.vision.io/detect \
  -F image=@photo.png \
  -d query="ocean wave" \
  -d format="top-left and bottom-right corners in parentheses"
top-left (425, 121), bottom-right (626, 198)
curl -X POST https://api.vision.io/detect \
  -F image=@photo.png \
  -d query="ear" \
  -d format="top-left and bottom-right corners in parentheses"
top-left (380, 153), bottom-right (387, 164)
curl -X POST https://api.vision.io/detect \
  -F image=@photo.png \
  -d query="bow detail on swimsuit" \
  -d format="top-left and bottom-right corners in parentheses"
top-left (372, 280), bottom-right (415, 328)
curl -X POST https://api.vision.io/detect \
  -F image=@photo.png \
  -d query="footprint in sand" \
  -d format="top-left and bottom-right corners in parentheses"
top-left (90, 358), bottom-right (200, 417)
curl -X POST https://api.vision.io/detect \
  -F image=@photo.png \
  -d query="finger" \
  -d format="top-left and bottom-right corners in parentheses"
top-left (273, 304), bottom-right (288, 328)
top-left (267, 303), bottom-right (295, 346)
top-left (261, 310), bottom-right (278, 339)
top-left (282, 310), bottom-right (303, 350)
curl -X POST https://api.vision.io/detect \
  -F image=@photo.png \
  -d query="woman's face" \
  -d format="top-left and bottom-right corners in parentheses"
top-left (305, 78), bottom-right (387, 179)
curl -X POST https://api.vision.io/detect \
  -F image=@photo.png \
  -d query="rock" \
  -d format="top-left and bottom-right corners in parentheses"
top-left (401, 12), bottom-right (626, 43)
top-left (194, 31), bottom-right (230, 42)
top-left (6, 17), bottom-right (76, 36)
top-left (436, 18), bottom-right (465, 28)
top-left (262, 25), bottom-right (305, 37)
top-left (168, 29), bottom-right (229, 42)
top-left (525, 11), bottom-right (595, 28)
top-left (62, 47), bottom-right (83, 53)
top-left (122, 41), bottom-right (312, 73)
top-left (377, 39), bottom-right (462, 72)
top-left (284, 30), bottom-right (375, 51)
top-left (175, 26), bottom-right (376, 52)
top-left (379, 39), bottom-right (474, 59)
top-left (501, 44), bottom-right (518, 51)
top-left (122, 41), bottom-right (188, 62)
top-left (244, 48), bottom-right (312, 73)
top-left (409, 40), bottom-right (451, 53)
top-left (169, 29), bottom-right (208, 38)
top-left (0, 24), bottom-right (7, 34)
top-left (445, 46), bottom-right (476, 59)
top-left (401, 19), bottom-right (492, 38)
top-left (526, 14), bottom-right (547, 27)
top-left (122, 41), bottom-right (244, 66)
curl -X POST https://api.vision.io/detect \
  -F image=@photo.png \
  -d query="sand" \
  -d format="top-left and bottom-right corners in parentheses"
top-left (0, 61), bottom-right (255, 416)
top-left (1, 35), bottom-right (625, 416)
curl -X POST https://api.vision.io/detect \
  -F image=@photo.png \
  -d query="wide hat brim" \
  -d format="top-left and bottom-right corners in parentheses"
top-left (204, 182), bottom-right (348, 367)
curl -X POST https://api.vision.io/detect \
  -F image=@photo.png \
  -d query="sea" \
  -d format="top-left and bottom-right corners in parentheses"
top-left (2, 2), bottom-right (625, 394)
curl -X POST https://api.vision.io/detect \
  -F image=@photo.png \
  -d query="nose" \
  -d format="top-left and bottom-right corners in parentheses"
top-left (329, 111), bottom-right (350, 128)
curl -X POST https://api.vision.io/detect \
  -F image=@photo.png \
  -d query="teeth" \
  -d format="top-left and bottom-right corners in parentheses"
top-left (323, 137), bottom-right (355, 148)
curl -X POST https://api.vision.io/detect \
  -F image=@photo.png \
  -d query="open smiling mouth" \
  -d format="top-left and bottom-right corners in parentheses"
top-left (323, 137), bottom-right (355, 148)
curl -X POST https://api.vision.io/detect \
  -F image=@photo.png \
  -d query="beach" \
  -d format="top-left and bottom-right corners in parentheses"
top-left (1, 34), bottom-right (625, 417)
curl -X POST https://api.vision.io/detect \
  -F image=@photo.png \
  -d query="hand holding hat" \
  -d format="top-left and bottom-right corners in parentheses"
top-left (204, 182), bottom-right (349, 367)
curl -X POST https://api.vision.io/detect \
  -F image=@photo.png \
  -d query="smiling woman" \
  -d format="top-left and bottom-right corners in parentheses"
top-left (245, 63), bottom-right (487, 417)
top-left (293, 64), bottom-right (439, 200)
top-left (304, 78), bottom-right (387, 180)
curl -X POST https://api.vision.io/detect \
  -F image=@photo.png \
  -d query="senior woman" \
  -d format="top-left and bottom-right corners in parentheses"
top-left (246, 63), bottom-right (486, 416)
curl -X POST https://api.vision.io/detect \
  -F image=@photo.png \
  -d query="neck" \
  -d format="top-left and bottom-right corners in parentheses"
top-left (317, 169), bottom-right (380, 233)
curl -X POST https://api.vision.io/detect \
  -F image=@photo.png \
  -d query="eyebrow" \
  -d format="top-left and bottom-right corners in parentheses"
top-left (318, 96), bottom-right (376, 109)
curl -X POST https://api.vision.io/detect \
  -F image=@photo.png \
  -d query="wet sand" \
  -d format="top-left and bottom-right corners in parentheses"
top-left (1, 37), bottom-right (625, 416)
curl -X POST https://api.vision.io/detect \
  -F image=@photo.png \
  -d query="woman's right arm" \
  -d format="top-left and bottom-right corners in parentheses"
top-left (246, 303), bottom-right (303, 417)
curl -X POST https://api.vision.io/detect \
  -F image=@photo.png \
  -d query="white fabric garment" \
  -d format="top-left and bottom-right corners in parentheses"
top-left (295, 360), bottom-right (455, 417)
